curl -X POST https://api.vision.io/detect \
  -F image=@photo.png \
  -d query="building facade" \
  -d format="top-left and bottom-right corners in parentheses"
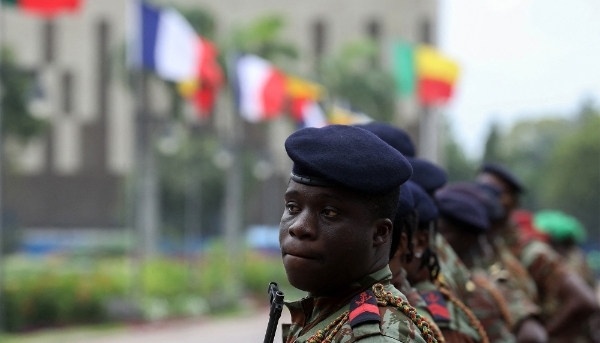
top-left (0, 0), bottom-right (438, 234)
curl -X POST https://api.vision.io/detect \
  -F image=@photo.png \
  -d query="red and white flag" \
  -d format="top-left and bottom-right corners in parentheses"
top-left (235, 55), bottom-right (286, 122)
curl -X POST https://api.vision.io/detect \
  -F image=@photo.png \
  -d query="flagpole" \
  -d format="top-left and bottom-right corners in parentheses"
top-left (221, 52), bottom-right (243, 300)
top-left (0, 0), bottom-right (5, 332)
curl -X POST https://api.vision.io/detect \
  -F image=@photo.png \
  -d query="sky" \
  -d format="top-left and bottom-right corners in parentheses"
top-left (438, 0), bottom-right (600, 159)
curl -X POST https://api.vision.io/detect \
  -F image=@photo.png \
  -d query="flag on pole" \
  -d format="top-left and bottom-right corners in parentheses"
top-left (286, 76), bottom-right (327, 128)
top-left (130, 1), bottom-right (223, 116)
top-left (234, 54), bottom-right (286, 122)
top-left (1, 0), bottom-right (82, 17)
top-left (131, 1), bottom-right (200, 82)
top-left (177, 38), bottom-right (224, 117)
top-left (392, 42), bottom-right (459, 106)
top-left (415, 45), bottom-right (459, 106)
top-left (290, 98), bottom-right (327, 128)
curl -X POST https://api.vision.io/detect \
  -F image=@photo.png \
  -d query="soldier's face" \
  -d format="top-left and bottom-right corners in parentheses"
top-left (280, 181), bottom-right (378, 295)
top-left (477, 173), bottom-right (518, 217)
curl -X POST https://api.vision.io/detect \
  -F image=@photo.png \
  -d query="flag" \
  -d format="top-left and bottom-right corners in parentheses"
top-left (131, 1), bottom-right (200, 82)
top-left (392, 41), bottom-right (416, 96)
top-left (235, 54), bottom-right (286, 122)
top-left (415, 45), bottom-right (460, 106)
top-left (392, 42), bottom-right (459, 106)
top-left (328, 104), bottom-right (372, 125)
top-left (286, 76), bottom-right (326, 127)
top-left (1, 0), bottom-right (82, 17)
top-left (177, 39), bottom-right (224, 117)
top-left (286, 76), bottom-right (325, 101)
top-left (290, 98), bottom-right (327, 128)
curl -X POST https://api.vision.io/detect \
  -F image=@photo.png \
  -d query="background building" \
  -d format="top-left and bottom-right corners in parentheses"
top-left (0, 0), bottom-right (438, 242)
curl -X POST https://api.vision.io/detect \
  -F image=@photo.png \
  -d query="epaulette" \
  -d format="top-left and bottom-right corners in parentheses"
top-left (419, 290), bottom-right (451, 323)
top-left (349, 289), bottom-right (380, 328)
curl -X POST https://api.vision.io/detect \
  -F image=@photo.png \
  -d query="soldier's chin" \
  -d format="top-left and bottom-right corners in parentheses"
top-left (284, 269), bottom-right (323, 294)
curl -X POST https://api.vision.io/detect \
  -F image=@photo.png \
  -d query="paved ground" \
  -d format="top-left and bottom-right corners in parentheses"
top-left (83, 309), bottom-right (291, 343)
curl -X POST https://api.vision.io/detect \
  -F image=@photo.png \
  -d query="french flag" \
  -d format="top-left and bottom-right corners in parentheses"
top-left (235, 55), bottom-right (287, 122)
top-left (130, 1), bottom-right (202, 82)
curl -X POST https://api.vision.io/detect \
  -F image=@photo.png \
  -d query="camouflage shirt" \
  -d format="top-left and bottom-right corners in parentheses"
top-left (413, 279), bottom-right (483, 343)
top-left (435, 235), bottom-right (515, 343)
top-left (477, 237), bottom-right (540, 328)
top-left (467, 269), bottom-right (516, 343)
top-left (282, 266), bottom-right (428, 343)
top-left (564, 247), bottom-right (596, 288)
top-left (502, 223), bottom-right (569, 323)
top-left (435, 235), bottom-right (472, 302)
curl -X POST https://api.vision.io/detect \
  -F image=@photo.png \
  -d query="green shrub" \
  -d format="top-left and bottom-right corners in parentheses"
top-left (0, 246), bottom-right (297, 332)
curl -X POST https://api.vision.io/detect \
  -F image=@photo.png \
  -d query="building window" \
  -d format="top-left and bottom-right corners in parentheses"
top-left (420, 18), bottom-right (432, 44)
top-left (62, 71), bottom-right (73, 114)
top-left (43, 20), bottom-right (55, 63)
top-left (97, 19), bottom-right (110, 116)
top-left (366, 19), bottom-right (382, 66)
top-left (367, 19), bottom-right (381, 42)
top-left (312, 19), bottom-right (326, 66)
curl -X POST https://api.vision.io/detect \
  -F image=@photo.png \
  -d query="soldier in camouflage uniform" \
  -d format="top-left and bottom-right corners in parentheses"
top-left (532, 210), bottom-right (600, 343)
top-left (435, 188), bottom-right (516, 343)
top-left (477, 163), bottom-right (599, 340)
top-left (440, 183), bottom-right (546, 343)
top-left (279, 125), bottom-right (438, 343)
top-left (358, 123), bottom-right (486, 343)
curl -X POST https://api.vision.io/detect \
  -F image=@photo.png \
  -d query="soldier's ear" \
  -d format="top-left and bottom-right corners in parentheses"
top-left (373, 218), bottom-right (392, 247)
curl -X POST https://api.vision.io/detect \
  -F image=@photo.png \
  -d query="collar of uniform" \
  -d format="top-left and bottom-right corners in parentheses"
top-left (284, 265), bottom-right (392, 337)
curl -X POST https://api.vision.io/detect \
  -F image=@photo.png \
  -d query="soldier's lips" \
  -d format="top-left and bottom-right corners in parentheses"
top-left (281, 246), bottom-right (320, 261)
top-left (283, 251), bottom-right (318, 260)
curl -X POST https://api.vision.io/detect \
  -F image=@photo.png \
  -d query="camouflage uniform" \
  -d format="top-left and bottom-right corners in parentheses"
top-left (467, 269), bottom-right (516, 343)
top-left (564, 247), bottom-right (596, 288)
top-left (282, 266), bottom-right (430, 343)
top-left (413, 279), bottom-right (482, 343)
top-left (502, 223), bottom-right (570, 323)
top-left (392, 268), bottom-right (440, 327)
top-left (435, 235), bottom-right (472, 301)
top-left (477, 237), bottom-right (540, 329)
top-left (436, 235), bottom-right (515, 343)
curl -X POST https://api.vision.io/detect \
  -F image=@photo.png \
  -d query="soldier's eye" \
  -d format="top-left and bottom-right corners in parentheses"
top-left (322, 208), bottom-right (339, 217)
top-left (286, 203), bottom-right (300, 213)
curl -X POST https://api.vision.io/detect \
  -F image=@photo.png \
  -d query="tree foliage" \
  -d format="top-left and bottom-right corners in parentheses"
top-left (228, 15), bottom-right (298, 63)
top-left (478, 102), bottom-right (600, 239)
top-left (443, 119), bottom-right (477, 182)
top-left (539, 111), bottom-right (600, 237)
top-left (483, 121), bottom-right (503, 163)
top-left (0, 48), bottom-right (47, 141)
top-left (319, 39), bottom-right (397, 122)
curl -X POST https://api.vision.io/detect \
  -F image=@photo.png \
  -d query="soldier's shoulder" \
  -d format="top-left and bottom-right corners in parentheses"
top-left (342, 287), bottom-right (428, 343)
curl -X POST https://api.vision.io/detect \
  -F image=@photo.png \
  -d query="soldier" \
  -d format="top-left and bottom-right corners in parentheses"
top-left (532, 210), bottom-right (600, 343)
top-left (440, 183), bottom-right (547, 343)
top-left (476, 163), bottom-right (599, 338)
top-left (434, 189), bottom-right (516, 343)
top-left (358, 122), bottom-right (486, 343)
top-left (388, 180), bottom-right (445, 343)
top-left (279, 125), bottom-right (438, 343)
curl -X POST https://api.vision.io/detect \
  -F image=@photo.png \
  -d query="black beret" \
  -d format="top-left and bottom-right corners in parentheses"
top-left (480, 162), bottom-right (525, 193)
top-left (355, 122), bottom-right (416, 157)
top-left (285, 125), bottom-right (413, 194)
top-left (407, 157), bottom-right (448, 193)
top-left (439, 183), bottom-right (504, 221)
top-left (395, 181), bottom-right (416, 218)
top-left (435, 190), bottom-right (490, 232)
top-left (407, 181), bottom-right (438, 224)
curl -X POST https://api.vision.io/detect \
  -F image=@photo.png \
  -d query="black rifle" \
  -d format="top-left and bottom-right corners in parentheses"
top-left (264, 282), bottom-right (285, 343)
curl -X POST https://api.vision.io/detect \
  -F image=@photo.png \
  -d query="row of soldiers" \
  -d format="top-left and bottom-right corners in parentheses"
top-left (275, 123), bottom-right (600, 343)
